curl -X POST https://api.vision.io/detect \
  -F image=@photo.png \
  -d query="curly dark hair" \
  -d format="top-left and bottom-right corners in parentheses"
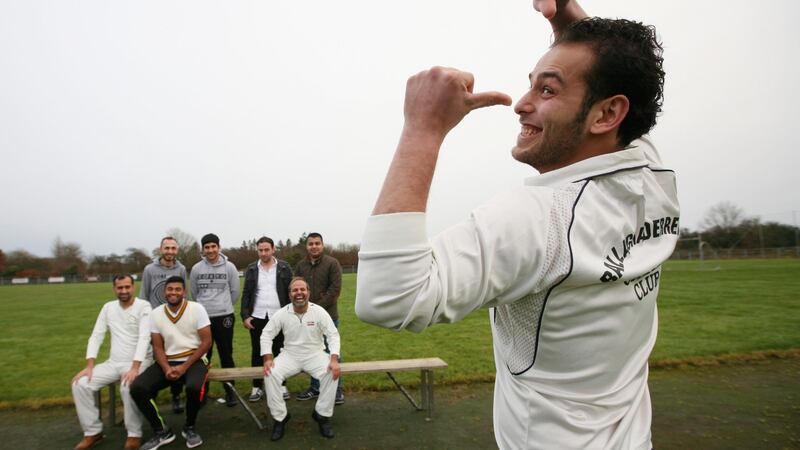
top-left (554, 17), bottom-right (665, 147)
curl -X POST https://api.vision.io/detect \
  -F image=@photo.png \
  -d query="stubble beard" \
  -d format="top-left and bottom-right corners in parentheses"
top-left (512, 106), bottom-right (589, 171)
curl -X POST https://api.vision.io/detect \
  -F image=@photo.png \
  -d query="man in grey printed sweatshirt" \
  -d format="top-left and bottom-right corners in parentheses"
top-left (140, 236), bottom-right (189, 414)
top-left (189, 233), bottom-right (240, 407)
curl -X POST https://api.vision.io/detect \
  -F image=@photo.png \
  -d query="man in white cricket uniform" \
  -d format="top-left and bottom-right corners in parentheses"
top-left (355, 1), bottom-right (678, 449)
top-left (262, 277), bottom-right (341, 441)
top-left (71, 274), bottom-right (152, 450)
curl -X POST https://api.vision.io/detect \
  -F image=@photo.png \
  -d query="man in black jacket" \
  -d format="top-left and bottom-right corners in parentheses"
top-left (240, 236), bottom-right (293, 402)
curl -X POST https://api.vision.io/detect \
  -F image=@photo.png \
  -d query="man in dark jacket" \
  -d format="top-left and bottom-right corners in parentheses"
top-left (240, 236), bottom-right (293, 402)
top-left (293, 232), bottom-right (344, 404)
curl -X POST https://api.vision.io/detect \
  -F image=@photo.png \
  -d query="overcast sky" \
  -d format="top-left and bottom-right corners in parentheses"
top-left (1, 0), bottom-right (797, 258)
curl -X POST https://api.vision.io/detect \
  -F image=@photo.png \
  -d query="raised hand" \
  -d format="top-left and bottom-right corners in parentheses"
top-left (532, 0), bottom-right (588, 36)
top-left (403, 66), bottom-right (511, 139)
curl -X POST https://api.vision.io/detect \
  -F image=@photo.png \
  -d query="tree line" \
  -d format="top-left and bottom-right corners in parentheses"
top-left (2, 202), bottom-right (798, 278)
top-left (0, 230), bottom-right (360, 279)
top-left (674, 201), bottom-right (799, 252)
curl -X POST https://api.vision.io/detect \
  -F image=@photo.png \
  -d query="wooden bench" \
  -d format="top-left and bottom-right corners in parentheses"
top-left (208, 357), bottom-right (448, 430)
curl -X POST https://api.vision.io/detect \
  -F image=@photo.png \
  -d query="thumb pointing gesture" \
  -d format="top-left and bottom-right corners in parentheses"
top-left (467, 91), bottom-right (513, 110)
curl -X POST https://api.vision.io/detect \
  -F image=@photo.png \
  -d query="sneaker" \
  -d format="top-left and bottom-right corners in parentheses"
top-left (335, 390), bottom-right (345, 405)
top-left (140, 428), bottom-right (176, 450)
top-left (181, 426), bottom-right (203, 448)
top-left (282, 386), bottom-right (290, 401)
top-left (172, 395), bottom-right (184, 414)
top-left (248, 387), bottom-right (263, 402)
top-left (295, 388), bottom-right (319, 401)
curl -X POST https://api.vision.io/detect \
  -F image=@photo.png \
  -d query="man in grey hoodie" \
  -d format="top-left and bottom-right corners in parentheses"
top-left (189, 233), bottom-right (240, 407)
top-left (140, 236), bottom-right (189, 414)
top-left (140, 236), bottom-right (188, 308)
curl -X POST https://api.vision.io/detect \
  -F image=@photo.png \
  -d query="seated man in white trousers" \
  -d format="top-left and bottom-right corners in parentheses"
top-left (261, 276), bottom-right (341, 441)
top-left (71, 274), bottom-right (153, 450)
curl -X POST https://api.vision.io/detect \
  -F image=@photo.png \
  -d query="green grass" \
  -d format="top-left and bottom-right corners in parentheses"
top-left (653, 259), bottom-right (800, 360)
top-left (0, 259), bottom-right (798, 406)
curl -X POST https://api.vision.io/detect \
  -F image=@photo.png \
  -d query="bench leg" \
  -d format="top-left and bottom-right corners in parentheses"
top-left (385, 372), bottom-right (422, 411)
top-left (421, 369), bottom-right (434, 421)
top-left (223, 381), bottom-right (266, 430)
top-left (94, 383), bottom-right (119, 427)
top-left (109, 383), bottom-right (117, 427)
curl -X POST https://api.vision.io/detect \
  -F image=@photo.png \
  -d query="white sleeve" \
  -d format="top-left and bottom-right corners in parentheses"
top-left (195, 303), bottom-right (211, 329)
top-left (133, 303), bottom-right (152, 362)
top-left (149, 307), bottom-right (161, 334)
top-left (355, 188), bottom-right (551, 332)
top-left (259, 311), bottom-right (281, 356)
top-left (85, 304), bottom-right (109, 359)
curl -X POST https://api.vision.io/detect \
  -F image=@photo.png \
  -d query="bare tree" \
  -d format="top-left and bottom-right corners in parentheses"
top-left (125, 248), bottom-right (152, 274)
top-left (166, 228), bottom-right (201, 268)
top-left (51, 236), bottom-right (86, 276)
top-left (700, 201), bottom-right (746, 231)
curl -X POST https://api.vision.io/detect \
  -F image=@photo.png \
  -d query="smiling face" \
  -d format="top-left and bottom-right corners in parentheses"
top-left (512, 43), bottom-right (595, 173)
top-left (203, 242), bottom-right (220, 263)
top-left (306, 237), bottom-right (324, 260)
top-left (160, 238), bottom-right (178, 264)
top-left (164, 281), bottom-right (185, 306)
top-left (113, 276), bottom-right (134, 305)
top-left (289, 279), bottom-right (310, 312)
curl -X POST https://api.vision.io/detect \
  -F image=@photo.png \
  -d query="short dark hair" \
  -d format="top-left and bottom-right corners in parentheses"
top-left (165, 275), bottom-right (185, 288)
top-left (160, 236), bottom-right (178, 246)
top-left (307, 232), bottom-right (323, 242)
top-left (112, 274), bottom-right (134, 286)
top-left (256, 236), bottom-right (274, 247)
top-left (201, 233), bottom-right (220, 247)
top-left (554, 17), bottom-right (665, 146)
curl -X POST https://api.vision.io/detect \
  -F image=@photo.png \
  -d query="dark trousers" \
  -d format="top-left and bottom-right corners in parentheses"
top-left (130, 360), bottom-right (208, 431)
top-left (249, 317), bottom-right (284, 388)
top-left (208, 314), bottom-right (236, 388)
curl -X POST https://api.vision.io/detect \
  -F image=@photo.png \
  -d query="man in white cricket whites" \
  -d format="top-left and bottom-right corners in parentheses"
top-left (71, 274), bottom-right (153, 450)
top-left (139, 236), bottom-right (189, 413)
top-left (355, 1), bottom-right (679, 448)
top-left (262, 277), bottom-right (341, 441)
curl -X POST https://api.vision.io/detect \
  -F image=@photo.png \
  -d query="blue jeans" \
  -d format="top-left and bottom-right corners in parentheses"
top-left (310, 319), bottom-right (343, 394)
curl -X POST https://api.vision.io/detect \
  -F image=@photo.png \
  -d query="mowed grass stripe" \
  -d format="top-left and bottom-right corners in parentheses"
top-left (0, 259), bottom-right (798, 405)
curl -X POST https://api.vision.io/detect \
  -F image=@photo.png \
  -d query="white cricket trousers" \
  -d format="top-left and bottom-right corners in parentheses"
top-left (72, 360), bottom-right (150, 437)
top-left (264, 350), bottom-right (336, 421)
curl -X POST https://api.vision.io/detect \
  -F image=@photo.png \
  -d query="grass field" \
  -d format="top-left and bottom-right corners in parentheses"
top-left (0, 259), bottom-right (798, 407)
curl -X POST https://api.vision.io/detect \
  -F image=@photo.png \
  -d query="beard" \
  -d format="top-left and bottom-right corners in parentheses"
top-left (512, 103), bottom-right (589, 171)
top-left (292, 297), bottom-right (308, 309)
